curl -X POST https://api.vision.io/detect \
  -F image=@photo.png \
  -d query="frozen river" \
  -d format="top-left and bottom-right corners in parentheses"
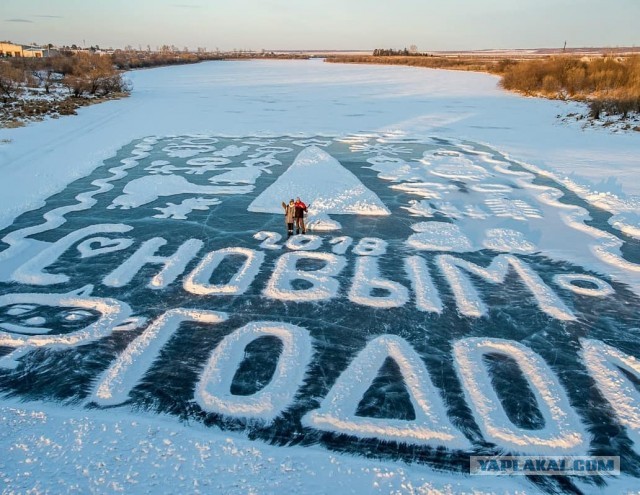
top-left (0, 59), bottom-right (638, 231)
top-left (0, 60), bottom-right (639, 494)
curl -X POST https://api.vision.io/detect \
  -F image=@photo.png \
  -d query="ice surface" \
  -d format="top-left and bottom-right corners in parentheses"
top-left (0, 136), bottom-right (638, 493)
top-left (0, 59), bottom-right (639, 493)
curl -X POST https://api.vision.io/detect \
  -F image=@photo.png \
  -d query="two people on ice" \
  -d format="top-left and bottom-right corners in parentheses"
top-left (282, 197), bottom-right (308, 236)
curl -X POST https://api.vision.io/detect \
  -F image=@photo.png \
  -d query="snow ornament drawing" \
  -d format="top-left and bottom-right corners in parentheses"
top-left (1, 133), bottom-right (639, 490)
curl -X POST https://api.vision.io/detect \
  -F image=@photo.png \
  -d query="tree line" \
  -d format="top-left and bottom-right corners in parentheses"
top-left (0, 51), bottom-right (130, 103)
top-left (499, 56), bottom-right (640, 118)
top-left (372, 47), bottom-right (424, 57)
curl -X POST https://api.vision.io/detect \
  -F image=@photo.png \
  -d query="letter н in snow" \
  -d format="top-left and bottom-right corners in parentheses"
top-left (103, 238), bottom-right (203, 289)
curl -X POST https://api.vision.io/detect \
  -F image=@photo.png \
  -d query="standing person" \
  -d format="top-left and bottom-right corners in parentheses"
top-left (281, 199), bottom-right (295, 236)
top-left (294, 197), bottom-right (308, 234)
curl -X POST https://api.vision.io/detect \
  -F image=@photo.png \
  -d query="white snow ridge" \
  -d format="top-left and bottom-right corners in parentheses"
top-left (248, 146), bottom-right (390, 217)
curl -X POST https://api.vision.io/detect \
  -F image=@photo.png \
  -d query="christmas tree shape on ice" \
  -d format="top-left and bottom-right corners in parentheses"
top-left (248, 146), bottom-right (390, 230)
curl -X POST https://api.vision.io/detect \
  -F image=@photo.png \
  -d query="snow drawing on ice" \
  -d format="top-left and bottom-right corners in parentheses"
top-left (406, 221), bottom-right (473, 252)
top-left (483, 228), bottom-right (537, 254)
top-left (302, 334), bottom-right (470, 449)
top-left (108, 175), bottom-right (252, 209)
top-left (0, 134), bottom-right (639, 488)
top-left (249, 145), bottom-right (390, 231)
top-left (453, 337), bottom-right (588, 454)
top-left (153, 197), bottom-right (221, 220)
top-left (0, 285), bottom-right (134, 369)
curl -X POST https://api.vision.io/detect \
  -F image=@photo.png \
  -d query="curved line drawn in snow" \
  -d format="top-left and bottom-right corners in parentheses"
top-left (77, 236), bottom-right (135, 258)
top-left (12, 224), bottom-right (133, 285)
top-left (0, 286), bottom-right (133, 369)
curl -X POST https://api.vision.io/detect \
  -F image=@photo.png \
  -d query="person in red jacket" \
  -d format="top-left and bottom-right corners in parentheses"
top-left (294, 197), bottom-right (308, 234)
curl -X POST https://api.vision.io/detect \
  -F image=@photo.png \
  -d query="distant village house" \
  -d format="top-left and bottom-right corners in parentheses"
top-left (0, 42), bottom-right (46, 58)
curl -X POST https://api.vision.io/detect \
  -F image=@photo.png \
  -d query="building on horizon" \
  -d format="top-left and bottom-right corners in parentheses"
top-left (0, 42), bottom-right (46, 58)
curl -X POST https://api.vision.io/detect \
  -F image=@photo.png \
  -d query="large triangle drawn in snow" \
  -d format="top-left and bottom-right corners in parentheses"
top-left (248, 146), bottom-right (390, 217)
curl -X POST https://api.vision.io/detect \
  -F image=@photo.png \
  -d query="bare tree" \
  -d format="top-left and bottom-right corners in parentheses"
top-left (0, 62), bottom-right (26, 103)
top-left (62, 52), bottom-right (127, 97)
top-left (32, 65), bottom-right (58, 94)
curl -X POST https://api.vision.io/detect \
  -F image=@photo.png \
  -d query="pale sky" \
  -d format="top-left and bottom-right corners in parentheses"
top-left (2, 0), bottom-right (639, 51)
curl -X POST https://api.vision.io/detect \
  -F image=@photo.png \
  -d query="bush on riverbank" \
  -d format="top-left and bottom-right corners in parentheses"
top-left (1, 52), bottom-right (130, 100)
top-left (500, 55), bottom-right (640, 118)
top-left (0, 62), bottom-right (31, 103)
top-left (325, 55), bottom-right (502, 73)
top-left (62, 52), bottom-right (131, 96)
top-left (327, 53), bottom-right (640, 122)
top-left (111, 50), bottom-right (224, 70)
top-left (0, 52), bottom-right (130, 127)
